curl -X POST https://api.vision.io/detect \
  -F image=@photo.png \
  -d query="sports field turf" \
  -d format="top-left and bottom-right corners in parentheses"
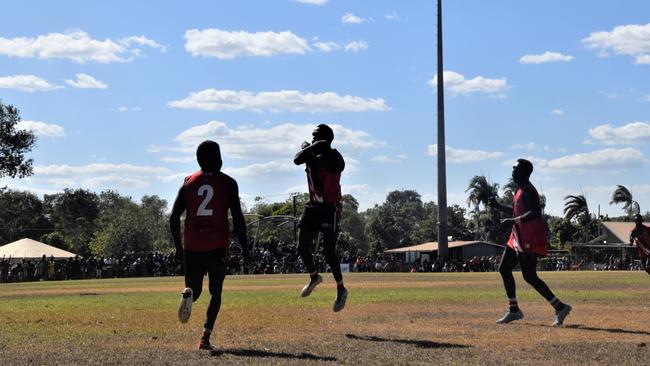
top-left (1, 272), bottom-right (649, 365)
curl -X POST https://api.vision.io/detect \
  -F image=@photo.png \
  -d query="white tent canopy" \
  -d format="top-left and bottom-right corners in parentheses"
top-left (0, 238), bottom-right (78, 260)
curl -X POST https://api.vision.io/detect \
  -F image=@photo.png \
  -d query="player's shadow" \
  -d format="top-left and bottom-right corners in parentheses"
top-left (528, 323), bottom-right (650, 336)
top-left (212, 348), bottom-right (337, 362)
top-left (345, 334), bottom-right (470, 349)
top-left (564, 324), bottom-right (650, 336)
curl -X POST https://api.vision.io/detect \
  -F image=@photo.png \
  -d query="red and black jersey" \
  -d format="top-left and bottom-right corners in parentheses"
top-left (182, 170), bottom-right (231, 251)
top-left (305, 149), bottom-right (344, 210)
top-left (507, 183), bottom-right (548, 257)
top-left (632, 224), bottom-right (650, 259)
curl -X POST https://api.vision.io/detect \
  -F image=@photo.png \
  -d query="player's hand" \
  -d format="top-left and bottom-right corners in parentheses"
top-left (301, 141), bottom-right (311, 149)
top-left (174, 249), bottom-right (184, 264)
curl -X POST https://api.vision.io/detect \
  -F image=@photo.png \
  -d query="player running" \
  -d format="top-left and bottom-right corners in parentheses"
top-left (630, 214), bottom-right (650, 275)
top-left (170, 140), bottom-right (250, 351)
top-left (489, 159), bottom-right (572, 326)
top-left (293, 124), bottom-right (347, 312)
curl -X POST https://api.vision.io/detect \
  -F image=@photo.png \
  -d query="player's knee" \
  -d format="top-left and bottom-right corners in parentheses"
top-left (521, 270), bottom-right (538, 284)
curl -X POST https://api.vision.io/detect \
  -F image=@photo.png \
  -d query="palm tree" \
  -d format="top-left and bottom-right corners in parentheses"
top-left (610, 185), bottom-right (640, 220)
top-left (563, 194), bottom-right (590, 242)
top-left (466, 175), bottom-right (499, 240)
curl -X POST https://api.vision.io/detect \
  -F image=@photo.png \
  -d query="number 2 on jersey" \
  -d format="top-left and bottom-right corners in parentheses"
top-left (197, 184), bottom-right (214, 216)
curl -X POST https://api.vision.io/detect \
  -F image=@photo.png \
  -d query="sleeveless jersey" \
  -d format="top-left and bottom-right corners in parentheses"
top-left (182, 170), bottom-right (230, 251)
top-left (507, 184), bottom-right (548, 256)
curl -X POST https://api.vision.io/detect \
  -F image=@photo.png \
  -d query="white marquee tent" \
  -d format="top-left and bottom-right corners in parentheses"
top-left (0, 238), bottom-right (77, 260)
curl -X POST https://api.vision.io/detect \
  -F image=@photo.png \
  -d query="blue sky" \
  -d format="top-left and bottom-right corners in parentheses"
top-left (1, 0), bottom-right (649, 217)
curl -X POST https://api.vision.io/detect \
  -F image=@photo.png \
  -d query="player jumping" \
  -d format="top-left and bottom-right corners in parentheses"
top-left (489, 159), bottom-right (572, 326)
top-left (293, 124), bottom-right (347, 312)
top-left (170, 140), bottom-right (250, 350)
top-left (630, 214), bottom-right (650, 275)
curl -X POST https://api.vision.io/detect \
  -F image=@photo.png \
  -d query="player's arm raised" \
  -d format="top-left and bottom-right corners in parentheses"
top-left (228, 178), bottom-right (250, 261)
top-left (169, 186), bottom-right (186, 262)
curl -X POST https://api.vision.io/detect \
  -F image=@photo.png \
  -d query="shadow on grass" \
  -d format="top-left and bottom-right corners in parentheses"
top-left (345, 334), bottom-right (470, 349)
top-left (564, 324), bottom-right (650, 336)
top-left (528, 323), bottom-right (650, 336)
top-left (212, 348), bottom-right (337, 362)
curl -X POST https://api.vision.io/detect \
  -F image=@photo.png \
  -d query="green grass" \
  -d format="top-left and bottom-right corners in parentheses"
top-left (1, 272), bottom-right (649, 365)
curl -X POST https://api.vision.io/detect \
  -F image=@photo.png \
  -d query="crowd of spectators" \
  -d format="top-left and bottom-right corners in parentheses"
top-left (1, 241), bottom-right (646, 283)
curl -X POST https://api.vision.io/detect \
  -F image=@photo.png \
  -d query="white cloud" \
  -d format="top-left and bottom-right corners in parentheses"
top-left (588, 122), bottom-right (650, 145)
top-left (371, 154), bottom-right (408, 163)
top-left (293, 0), bottom-right (329, 5)
top-left (0, 74), bottom-right (62, 92)
top-left (223, 160), bottom-right (299, 178)
top-left (583, 23), bottom-right (650, 64)
top-left (0, 30), bottom-right (163, 63)
top-left (642, 95), bottom-right (650, 102)
top-left (429, 71), bottom-right (508, 97)
top-left (342, 13), bottom-right (367, 24)
top-left (35, 163), bottom-right (172, 177)
top-left (313, 41), bottom-right (340, 52)
top-left (116, 106), bottom-right (141, 112)
top-left (510, 148), bottom-right (646, 173)
top-left (551, 109), bottom-right (564, 115)
top-left (344, 40), bottom-right (368, 52)
top-left (168, 89), bottom-right (389, 112)
top-left (64, 73), bottom-right (107, 89)
top-left (385, 11), bottom-right (403, 21)
top-left (28, 163), bottom-right (174, 190)
top-left (120, 36), bottom-right (166, 51)
top-left (16, 120), bottom-right (65, 138)
top-left (154, 121), bottom-right (383, 161)
top-left (427, 144), bottom-right (503, 163)
top-left (519, 51), bottom-right (574, 64)
top-left (510, 142), bottom-right (565, 153)
top-left (184, 28), bottom-right (310, 59)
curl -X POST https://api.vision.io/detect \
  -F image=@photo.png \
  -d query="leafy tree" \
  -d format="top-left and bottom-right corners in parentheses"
top-left (365, 190), bottom-right (431, 249)
top-left (90, 205), bottom-right (154, 257)
top-left (0, 189), bottom-right (52, 244)
top-left (140, 195), bottom-right (172, 251)
top-left (339, 194), bottom-right (368, 252)
top-left (44, 189), bottom-right (100, 256)
top-left (610, 185), bottom-right (640, 220)
top-left (0, 100), bottom-right (36, 179)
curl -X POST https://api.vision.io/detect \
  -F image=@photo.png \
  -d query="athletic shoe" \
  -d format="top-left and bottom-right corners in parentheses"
top-left (178, 287), bottom-right (193, 324)
top-left (300, 274), bottom-right (323, 297)
top-left (552, 304), bottom-right (572, 327)
top-left (332, 287), bottom-right (348, 312)
top-left (198, 339), bottom-right (217, 351)
top-left (495, 310), bottom-right (524, 324)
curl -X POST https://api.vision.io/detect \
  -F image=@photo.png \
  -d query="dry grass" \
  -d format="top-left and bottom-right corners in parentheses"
top-left (1, 272), bottom-right (649, 365)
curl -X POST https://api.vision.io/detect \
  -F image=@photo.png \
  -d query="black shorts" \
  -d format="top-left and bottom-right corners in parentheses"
top-left (298, 203), bottom-right (340, 233)
top-left (184, 248), bottom-right (227, 295)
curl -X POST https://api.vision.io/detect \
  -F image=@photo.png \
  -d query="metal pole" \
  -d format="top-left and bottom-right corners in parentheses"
top-left (436, 0), bottom-right (449, 259)
top-left (292, 194), bottom-right (298, 242)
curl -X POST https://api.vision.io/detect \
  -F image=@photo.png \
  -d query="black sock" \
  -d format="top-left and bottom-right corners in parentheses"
top-left (201, 328), bottom-right (211, 342)
top-left (337, 282), bottom-right (345, 290)
top-left (508, 298), bottom-right (520, 313)
top-left (549, 297), bottom-right (565, 311)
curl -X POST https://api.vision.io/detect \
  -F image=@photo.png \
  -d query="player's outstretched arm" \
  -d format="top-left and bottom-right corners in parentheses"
top-left (169, 186), bottom-right (186, 262)
top-left (228, 178), bottom-right (249, 259)
top-left (488, 197), bottom-right (512, 215)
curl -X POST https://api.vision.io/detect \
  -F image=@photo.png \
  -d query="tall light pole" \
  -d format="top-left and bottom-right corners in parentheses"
top-left (436, 0), bottom-right (449, 259)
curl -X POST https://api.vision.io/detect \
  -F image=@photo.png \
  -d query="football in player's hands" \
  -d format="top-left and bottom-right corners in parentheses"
top-left (301, 141), bottom-right (310, 149)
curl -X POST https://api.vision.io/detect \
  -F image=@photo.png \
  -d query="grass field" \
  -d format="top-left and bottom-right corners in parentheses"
top-left (1, 272), bottom-right (649, 365)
